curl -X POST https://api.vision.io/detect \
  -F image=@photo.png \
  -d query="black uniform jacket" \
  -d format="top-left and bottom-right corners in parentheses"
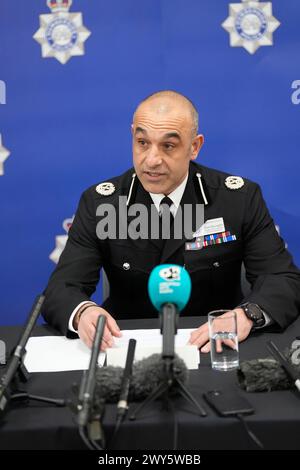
top-left (43, 162), bottom-right (300, 335)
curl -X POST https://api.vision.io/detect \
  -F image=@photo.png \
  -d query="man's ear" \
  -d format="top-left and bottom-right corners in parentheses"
top-left (131, 123), bottom-right (134, 134)
top-left (191, 134), bottom-right (204, 160)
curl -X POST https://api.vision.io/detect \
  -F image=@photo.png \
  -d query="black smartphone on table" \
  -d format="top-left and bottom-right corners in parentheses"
top-left (203, 390), bottom-right (254, 416)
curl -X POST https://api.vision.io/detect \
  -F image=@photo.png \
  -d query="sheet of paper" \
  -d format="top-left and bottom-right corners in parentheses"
top-left (24, 328), bottom-right (199, 372)
top-left (24, 336), bottom-right (106, 373)
top-left (106, 328), bottom-right (199, 370)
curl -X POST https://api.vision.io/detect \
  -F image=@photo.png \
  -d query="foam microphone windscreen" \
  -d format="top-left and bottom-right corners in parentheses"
top-left (94, 353), bottom-right (189, 404)
top-left (237, 338), bottom-right (300, 392)
top-left (131, 353), bottom-right (189, 401)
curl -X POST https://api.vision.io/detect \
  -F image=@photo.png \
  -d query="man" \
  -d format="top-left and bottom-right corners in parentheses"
top-left (43, 90), bottom-right (300, 352)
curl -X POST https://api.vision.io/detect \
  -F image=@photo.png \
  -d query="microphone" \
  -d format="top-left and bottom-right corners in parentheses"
top-left (0, 294), bottom-right (45, 412)
top-left (267, 340), bottom-right (300, 393)
top-left (0, 340), bottom-right (5, 365)
top-left (93, 354), bottom-right (188, 406)
top-left (145, 264), bottom-right (206, 417)
top-left (116, 338), bottom-right (136, 420)
top-left (77, 315), bottom-right (106, 428)
top-left (148, 264), bottom-right (191, 358)
top-left (237, 338), bottom-right (300, 393)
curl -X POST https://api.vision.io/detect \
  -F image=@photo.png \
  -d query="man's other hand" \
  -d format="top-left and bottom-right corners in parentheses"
top-left (188, 308), bottom-right (253, 352)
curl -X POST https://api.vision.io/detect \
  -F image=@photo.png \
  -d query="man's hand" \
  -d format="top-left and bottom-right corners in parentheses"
top-left (77, 306), bottom-right (122, 350)
top-left (188, 308), bottom-right (253, 352)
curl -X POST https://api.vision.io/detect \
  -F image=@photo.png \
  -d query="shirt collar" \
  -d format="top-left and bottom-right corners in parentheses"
top-left (149, 173), bottom-right (189, 215)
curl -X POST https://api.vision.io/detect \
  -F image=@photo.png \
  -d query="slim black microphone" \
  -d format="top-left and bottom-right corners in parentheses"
top-left (116, 339), bottom-right (136, 421)
top-left (77, 314), bottom-right (106, 428)
top-left (0, 294), bottom-right (45, 412)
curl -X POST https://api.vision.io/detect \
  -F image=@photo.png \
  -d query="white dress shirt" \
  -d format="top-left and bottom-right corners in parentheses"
top-left (149, 173), bottom-right (188, 217)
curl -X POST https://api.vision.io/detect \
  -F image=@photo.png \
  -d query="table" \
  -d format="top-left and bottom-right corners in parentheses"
top-left (0, 317), bottom-right (300, 450)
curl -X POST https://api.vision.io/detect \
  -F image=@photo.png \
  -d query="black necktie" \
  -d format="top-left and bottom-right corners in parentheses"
top-left (159, 196), bottom-right (174, 218)
top-left (159, 196), bottom-right (174, 246)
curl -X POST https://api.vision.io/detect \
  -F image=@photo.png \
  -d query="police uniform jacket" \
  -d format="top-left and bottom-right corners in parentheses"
top-left (43, 162), bottom-right (300, 335)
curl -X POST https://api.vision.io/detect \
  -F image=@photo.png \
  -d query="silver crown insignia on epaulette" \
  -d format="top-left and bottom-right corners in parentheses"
top-left (225, 176), bottom-right (244, 190)
top-left (95, 182), bottom-right (116, 196)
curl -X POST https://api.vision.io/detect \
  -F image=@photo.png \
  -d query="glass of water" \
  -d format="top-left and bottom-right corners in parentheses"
top-left (208, 309), bottom-right (239, 371)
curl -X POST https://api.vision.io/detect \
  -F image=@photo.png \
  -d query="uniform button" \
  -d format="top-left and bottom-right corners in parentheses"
top-left (123, 262), bottom-right (130, 270)
top-left (213, 261), bottom-right (220, 268)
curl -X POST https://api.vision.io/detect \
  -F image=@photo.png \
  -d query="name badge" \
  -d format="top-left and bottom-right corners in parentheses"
top-left (193, 217), bottom-right (225, 238)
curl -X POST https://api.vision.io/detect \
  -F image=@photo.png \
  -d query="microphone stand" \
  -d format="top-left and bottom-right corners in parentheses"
top-left (0, 295), bottom-right (65, 417)
top-left (130, 303), bottom-right (206, 420)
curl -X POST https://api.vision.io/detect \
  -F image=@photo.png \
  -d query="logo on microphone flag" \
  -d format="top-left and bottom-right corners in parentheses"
top-left (159, 266), bottom-right (181, 281)
top-left (33, 0), bottom-right (91, 64)
top-left (49, 215), bottom-right (74, 263)
top-left (222, 0), bottom-right (280, 54)
top-left (0, 134), bottom-right (10, 176)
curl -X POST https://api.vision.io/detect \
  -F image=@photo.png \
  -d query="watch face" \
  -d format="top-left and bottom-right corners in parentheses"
top-left (245, 303), bottom-right (265, 326)
top-left (251, 310), bottom-right (261, 321)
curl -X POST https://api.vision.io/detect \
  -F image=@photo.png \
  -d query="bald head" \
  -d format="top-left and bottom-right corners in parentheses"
top-left (133, 90), bottom-right (199, 136)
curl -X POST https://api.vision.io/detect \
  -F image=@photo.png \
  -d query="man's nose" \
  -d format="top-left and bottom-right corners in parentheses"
top-left (145, 147), bottom-right (162, 167)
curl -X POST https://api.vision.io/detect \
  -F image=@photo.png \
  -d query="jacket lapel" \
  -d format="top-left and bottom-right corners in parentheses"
top-left (130, 179), bottom-right (162, 251)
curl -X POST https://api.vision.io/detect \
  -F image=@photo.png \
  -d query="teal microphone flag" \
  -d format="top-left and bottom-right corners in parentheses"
top-left (148, 264), bottom-right (191, 312)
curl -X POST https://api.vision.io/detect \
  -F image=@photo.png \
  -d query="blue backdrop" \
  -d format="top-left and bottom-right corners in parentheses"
top-left (1, 0), bottom-right (299, 324)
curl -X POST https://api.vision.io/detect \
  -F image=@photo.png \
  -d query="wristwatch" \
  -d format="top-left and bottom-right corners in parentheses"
top-left (240, 303), bottom-right (265, 329)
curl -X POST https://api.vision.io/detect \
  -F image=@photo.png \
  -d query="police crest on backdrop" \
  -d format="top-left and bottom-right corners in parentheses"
top-left (33, 0), bottom-right (91, 64)
top-left (222, 0), bottom-right (280, 54)
top-left (0, 134), bottom-right (10, 176)
top-left (49, 215), bottom-right (74, 264)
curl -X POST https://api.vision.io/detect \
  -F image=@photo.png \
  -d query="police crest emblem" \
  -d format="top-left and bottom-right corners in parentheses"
top-left (33, 0), bottom-right (91, 64)
top-left (222, 0), bottom-right (280, 54)
top-left (0, 134), bottom-right (10, 176)
top-left (49, 215), bottom-right (74, 264)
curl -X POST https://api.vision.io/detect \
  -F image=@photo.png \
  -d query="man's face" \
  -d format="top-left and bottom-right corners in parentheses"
top-left (132, 98), bottom-right (204, 195)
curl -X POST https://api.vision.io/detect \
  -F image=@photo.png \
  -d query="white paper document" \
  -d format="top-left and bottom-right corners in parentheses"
top-left (106, 328), bottom-right (199, 370)
top-left (24, 328), bottom-right (199, 373)
top-left (24, 336), bottom-right (106, 373)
